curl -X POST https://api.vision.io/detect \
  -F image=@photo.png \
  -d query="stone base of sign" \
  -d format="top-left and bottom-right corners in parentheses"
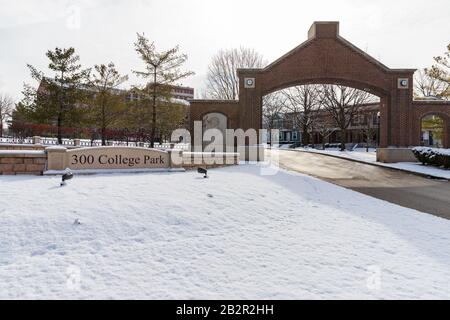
top-left (376, 148), bottom-right (418, 163)
top-left (0, 146), bottom-right (240, 175)
top-left (182, 152), bottom-right (240, 169)
top-left (237, 145), bottom-right (265, 162)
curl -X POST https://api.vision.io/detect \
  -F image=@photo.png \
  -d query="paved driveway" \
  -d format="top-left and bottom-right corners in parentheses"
top-left (268, 149), bottom-right (450, 219)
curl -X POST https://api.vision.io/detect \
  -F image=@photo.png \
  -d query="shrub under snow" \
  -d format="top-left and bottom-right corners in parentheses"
top-left (412, 147), bottom-right (450, 169)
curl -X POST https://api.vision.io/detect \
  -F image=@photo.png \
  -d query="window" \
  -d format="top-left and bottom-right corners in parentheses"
top-left (421, 114), bottom-right (445, 147)
top-left (373, 113), bottom-right (380, 125)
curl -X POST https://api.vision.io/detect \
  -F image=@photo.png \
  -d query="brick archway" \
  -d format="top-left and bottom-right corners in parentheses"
top-left (236, 21), bottom-right (415, 148)
top-left (189, 21), bottom-right (449, 150)
top-left (412, 101), bottom-right (450, 148)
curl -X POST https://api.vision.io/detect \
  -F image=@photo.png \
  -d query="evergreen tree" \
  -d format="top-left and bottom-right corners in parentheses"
top-left (25, 47), bottom-right (89, 143)
top-left (133, 33), bottom-right (194, 147)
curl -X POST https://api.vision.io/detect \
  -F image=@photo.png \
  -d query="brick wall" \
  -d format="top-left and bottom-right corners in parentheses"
top-left (0, 151), bottom-right (47, 175)
top-left (412, 100), bottom-right (450, 148)
top-left (189, 100), bottom-right (240, 136)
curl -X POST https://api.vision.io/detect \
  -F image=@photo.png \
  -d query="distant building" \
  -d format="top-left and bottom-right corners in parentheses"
top-left (33, 79), bottom-right (194, 136)
top-left (168, 85), bottom-right (194, 101)
top-left (265, 103), bottom-right (381, 146)
top-left (37, 79), bottom-right (194, 104)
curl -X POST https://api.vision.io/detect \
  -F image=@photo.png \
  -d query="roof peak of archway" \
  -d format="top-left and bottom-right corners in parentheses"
top-left (237, 21), bottom-right (415, 75)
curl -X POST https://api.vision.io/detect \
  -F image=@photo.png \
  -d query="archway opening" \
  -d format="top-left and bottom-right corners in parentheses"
top-left (421, 114), bottom-right (445, 148)
top-left (262, 84), bottom-right (380, 150)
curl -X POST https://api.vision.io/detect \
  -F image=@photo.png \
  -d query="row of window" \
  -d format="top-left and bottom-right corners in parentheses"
top-left (173, 89), bottom-right (194, 94)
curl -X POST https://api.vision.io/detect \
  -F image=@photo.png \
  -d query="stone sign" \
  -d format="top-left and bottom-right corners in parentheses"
top-left (47, 147), bottom-right (171, 171)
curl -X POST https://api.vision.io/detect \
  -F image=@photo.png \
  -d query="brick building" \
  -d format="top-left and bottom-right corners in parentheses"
top-left (264, 103), bottom-right (381, 146)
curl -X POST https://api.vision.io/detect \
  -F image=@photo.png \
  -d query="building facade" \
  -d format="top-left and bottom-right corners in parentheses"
top-left (265, 103), bottom-right (381, 146)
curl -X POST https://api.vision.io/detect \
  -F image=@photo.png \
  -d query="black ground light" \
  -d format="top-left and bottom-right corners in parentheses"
top-left (60, 170), bottom-right (74, 186)
top-left (197, 167), bottom-right (208, 178)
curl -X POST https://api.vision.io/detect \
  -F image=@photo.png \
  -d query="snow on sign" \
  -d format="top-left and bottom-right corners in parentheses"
top-left (47, 147), bottom-right (170, 170)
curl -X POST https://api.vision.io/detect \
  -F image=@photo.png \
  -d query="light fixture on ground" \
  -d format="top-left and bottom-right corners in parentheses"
top-left (60, 170), bottom-right (74, 186)
top-left (197, 167), bottom-right (208, 178)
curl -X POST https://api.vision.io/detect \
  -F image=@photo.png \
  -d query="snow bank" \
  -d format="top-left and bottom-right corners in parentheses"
top-left (413, 147), bottom-right (450, 157)
top-left (1, 165), bottom-right (450, 299)
top-left (0, 150), bottom-right (45, 155)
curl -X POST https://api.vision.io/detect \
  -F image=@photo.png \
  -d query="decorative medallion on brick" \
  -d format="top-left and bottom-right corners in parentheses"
top-left (398, 78), bottom-right (409, 89)
top-left (244, 78), bottom-right (255, 89)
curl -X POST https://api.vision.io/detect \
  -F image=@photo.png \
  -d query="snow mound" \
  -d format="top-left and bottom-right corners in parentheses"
top-left (1, 165), bottom-right (450, 299)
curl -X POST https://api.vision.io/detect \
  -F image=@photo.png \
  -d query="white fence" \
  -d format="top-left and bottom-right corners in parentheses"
top-left (0, 136), bottom-right (190, 150)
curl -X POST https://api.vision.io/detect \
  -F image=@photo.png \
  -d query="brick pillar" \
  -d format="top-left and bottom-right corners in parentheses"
top-left (168, 150), bottom-right (183, 168)
top-left (33, 136), bottom-right (42, 144)
top-left (238, 72), bottom-right (262, 132)
top-left (379, 96), bottom-right (389, 148)
top-left (46, 147), bottom-right (68, 171)
top-left (390, 74), bottom-right (414, 147)
top-left (446, 119), bottom-right (450, 148)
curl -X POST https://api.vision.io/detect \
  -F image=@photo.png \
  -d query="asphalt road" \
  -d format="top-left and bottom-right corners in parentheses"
top-left (267, 149), bottom-right (450, 219)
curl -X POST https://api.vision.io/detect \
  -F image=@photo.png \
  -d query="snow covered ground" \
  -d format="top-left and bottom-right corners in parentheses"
top-left (1, 164), bottom-right (450, 299)
top-left (294, 147), bottom-right (450, 180)
top-left (296, 147), bottom-right (377, 162)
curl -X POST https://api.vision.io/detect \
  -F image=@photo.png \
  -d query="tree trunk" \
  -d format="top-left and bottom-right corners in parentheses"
top-left (101, 103), bottom-right (106, 146)
top-left (366, 134), bottom-right (370, 152)
top-left (0, 121), bottom-right (3, 137)
top-left (149, 74), bottom-right (157, 148)
top-left (340, 128), bottom-right (346, 151)
top-left (57, 113), bottom-right (62, 145)
top-left (302, 123), bottom-right (309, 146)
top-left (58, 72), bottom-right (64, 145)
top-left (101, 127), bottom-right (106, 146)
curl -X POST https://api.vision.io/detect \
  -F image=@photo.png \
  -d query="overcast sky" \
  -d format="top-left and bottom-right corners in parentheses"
top-left (1, 0), bottom-right (449, 101)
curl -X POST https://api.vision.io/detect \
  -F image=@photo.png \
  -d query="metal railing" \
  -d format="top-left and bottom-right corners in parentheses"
top-left (0, 136), bottom-right (190, 150)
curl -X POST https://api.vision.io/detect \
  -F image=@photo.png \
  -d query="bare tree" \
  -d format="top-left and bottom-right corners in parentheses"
top-left (262, 92), bottom-right (285, 146)
top-left (414, 68), bottom-right (449, 99)
top-left (358, 111), bottom-right (378, 152)
top-left (319, 85), bottom-right (376, 151)
top-left (426, 43), bottom-right (450, 99)
top-left (0, 94), bottom-right (14, 137)
top-left (281, 85), bottom-right (320, 146)
top-left (312, 110), bottom-right (336, 150)
top-left (205, 47), bottom-right (265, 100)
top-left (133, 33), bottom-right (194, 147)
